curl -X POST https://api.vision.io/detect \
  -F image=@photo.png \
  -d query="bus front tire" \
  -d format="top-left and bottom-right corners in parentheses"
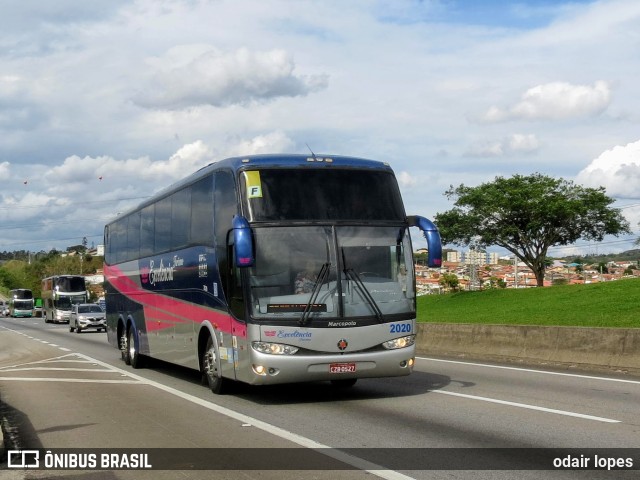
top-left (202, 336), bottom-right (226, 395)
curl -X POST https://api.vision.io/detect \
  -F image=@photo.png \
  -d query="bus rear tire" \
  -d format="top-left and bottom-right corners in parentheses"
top-left (127, 326), bottom-right (145, 369)
top-left (202, 336), bottom-right (226, 395)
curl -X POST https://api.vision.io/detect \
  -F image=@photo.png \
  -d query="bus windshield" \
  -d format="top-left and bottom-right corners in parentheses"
top-left (241, 169), bottom-right (405, 222)
top-left (248, 225), bottom-right (415, 322)
top-left (56, 276), bottom-right (86, 292)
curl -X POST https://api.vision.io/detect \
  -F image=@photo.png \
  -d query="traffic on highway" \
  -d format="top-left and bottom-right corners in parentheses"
top-left (1, 313), bottom-right (638, 479)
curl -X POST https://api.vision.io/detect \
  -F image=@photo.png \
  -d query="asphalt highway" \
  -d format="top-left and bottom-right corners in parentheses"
top-left (1, 315), bottom-right (639, 480)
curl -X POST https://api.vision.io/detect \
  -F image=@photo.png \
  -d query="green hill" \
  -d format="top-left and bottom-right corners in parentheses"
top-left (417, 278), bottom-right (640, 328)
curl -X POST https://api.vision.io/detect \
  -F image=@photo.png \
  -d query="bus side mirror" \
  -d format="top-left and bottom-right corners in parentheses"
top-left (232, 215), bottom-right (254, 267)
top-left (408, 216), bottom-right (442, 268)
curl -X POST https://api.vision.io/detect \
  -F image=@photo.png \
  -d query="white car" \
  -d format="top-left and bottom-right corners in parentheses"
top-left (69, 304), bottom-right (106, 333)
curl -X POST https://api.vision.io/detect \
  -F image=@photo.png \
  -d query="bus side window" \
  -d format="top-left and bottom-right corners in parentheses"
top-left (214, 170), bottom-right (237, 299)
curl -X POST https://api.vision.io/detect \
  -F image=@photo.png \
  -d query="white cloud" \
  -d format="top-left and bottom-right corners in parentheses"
top-left (467, 134), bottom-right (540, 157)
top-left (575, 139), bottom-right (640, 199)
top-left (2, 0), bottom-right (640, 253)
top-left (397, 171), bottom-right (417, 188)
top-left (44, 140), bottom-right (214, 188)
top-left (0, 161), bottom-right (10, 180)
top-left (133, 46), bottom-right (329, 110)
top-left (226, 131), bottom-right (295, 157)
top-left (508, 133), bottom-right (540, 153)
top-left (481, 81), bottom-right (612, 122)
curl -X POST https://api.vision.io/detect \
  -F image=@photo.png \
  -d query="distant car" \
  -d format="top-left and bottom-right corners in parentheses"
top-left (69, 304), bottom-right (106, 333)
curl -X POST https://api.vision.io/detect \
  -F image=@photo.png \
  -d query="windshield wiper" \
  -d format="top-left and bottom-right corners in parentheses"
top-left (344, 268), bottom-right (383, 323)
top-left (299, 262), bottom-right (331, 327)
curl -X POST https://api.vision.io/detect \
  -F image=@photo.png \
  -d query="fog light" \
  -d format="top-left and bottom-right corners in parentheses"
top-left (253, 365), bottom-right (267, 376)
top-left (408, 358), bottom-right (415, 367)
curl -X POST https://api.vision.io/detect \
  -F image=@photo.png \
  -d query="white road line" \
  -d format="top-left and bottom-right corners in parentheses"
top-left (2, 367), bottom-right (115, 373)
top-left (430, 390), bottom-right (620, 423)
top-left (0, 377), bottom-right (140, 384)
top-left (417, 356), bottom-right (640, 385)
top-left (1, 325), bottom-right (413, 480)
top-left (74, 353), bottom-right (415, 480)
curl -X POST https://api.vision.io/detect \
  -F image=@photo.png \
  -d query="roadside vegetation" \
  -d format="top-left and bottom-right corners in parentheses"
top-left (0, 247), bottom-right (102, 299)
top-left (417, 277), bottom-right (640, 328)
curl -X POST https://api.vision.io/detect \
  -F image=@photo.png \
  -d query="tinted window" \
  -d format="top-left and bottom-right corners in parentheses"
top-left (140, 204), bottom-right (155, 257)
top-left (171, 188), bottom-right (191, 249)
top-left (111, 219), bottom-right (126, 264)
top-left (191, 175), bottom-right (214, 246)
top-left (126, 211), bottom-right (141, 261)
top-left (56, 277), bottom-right (85, 292)
top-left (214, 171), bottom-right (238, 297)
top-left (241, 169), bottom-right (405, 222)
top-left (214, 171), bottom-right (237, 247)
top-left (155, 196), bottom-right (171, 253)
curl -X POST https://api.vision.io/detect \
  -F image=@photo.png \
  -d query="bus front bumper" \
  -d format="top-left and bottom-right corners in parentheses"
top-left (243, 345), bottom-right (415, 386)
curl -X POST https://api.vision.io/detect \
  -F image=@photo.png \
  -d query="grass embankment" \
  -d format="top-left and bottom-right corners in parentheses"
top-left (417, 278), bottom-right (640, 328)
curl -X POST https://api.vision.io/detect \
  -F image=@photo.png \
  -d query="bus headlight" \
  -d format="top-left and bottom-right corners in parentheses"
top-left (382, 335), bottom-right (416, 350)
top-left (252, 342), bottom-right (299, 355)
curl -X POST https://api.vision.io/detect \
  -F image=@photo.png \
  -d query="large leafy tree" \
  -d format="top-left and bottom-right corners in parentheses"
top-left (434, 173), bottom-right (631, 287)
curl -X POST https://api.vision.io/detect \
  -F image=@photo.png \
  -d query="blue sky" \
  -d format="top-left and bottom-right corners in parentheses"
top-left (0, 0), bottom-right (639, 256)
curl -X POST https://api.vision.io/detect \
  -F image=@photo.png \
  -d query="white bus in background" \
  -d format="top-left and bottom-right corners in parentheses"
top-left (42, 275), bottom-right (88, 323)
top-left (9, 289), bottom-right (34, 318)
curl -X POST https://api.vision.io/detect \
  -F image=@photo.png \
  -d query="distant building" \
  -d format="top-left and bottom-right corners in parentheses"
top-left (446, 249), bottom-right (499, 265)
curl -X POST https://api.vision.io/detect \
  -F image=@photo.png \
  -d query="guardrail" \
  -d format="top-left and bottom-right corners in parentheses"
top-left (415, 323), bottom-right (640, 375)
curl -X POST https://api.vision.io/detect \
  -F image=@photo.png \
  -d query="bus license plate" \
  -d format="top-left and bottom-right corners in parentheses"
top-left (330, 363), bottom-right (356, 373)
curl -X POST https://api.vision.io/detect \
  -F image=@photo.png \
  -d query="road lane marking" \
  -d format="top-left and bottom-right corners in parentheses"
top-left (73, 353), bottom-right (415, 480)
top-left (417, 356), bottom-right (640, 385)
top-left (2, 367), bottom-right (115, 372)
top-left (0, 325), bottom-right (413, 480)
top-left (0, 377), bottom-right (140, 384)
top-left (0, 351), bottom-right (143, 385)
top-left (430, 390), bottom-right (620, 423)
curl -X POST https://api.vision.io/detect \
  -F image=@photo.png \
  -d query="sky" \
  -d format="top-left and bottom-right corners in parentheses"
top-left (1, 0), bottom-right (640, 258)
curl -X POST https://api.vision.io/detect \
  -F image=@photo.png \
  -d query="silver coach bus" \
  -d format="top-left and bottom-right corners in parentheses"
top-left (104, 154), bottom-right (441, 394)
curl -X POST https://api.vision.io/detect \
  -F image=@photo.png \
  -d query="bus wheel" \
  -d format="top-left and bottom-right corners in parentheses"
top-left (331, 378), bottom-right (357, 388)
top-left (119, 329), bottom-right (128, 364)
top-left (202, 336), bottom-right (226, 394)
top-left (127, 326), bottom-right (145, 369)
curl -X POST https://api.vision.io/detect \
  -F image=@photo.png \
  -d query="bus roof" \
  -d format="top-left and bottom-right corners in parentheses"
top-left (192, 154), bottom-right (393, 180)
top-left (108, 154), bottom-right (396, 225)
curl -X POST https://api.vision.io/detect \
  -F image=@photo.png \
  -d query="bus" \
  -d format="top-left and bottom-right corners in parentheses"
top-left (9, 289), bottom-right (34, 318)
top-left (42, 275), bottom-right (88, 323)
top-left (104, 154), bottom-right (441, 394)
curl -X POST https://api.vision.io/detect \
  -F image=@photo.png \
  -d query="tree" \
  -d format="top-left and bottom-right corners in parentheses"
top-left (439, 272), bottom-right (460, 292)
top-left (434, 173), bottom-right (631, 287)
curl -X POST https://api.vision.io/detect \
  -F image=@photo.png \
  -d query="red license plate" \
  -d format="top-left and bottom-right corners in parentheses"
top-left (330, 363), bottom-right (356, 373)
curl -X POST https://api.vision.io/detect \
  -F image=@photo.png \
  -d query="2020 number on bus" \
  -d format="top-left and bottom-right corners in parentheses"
top-left (390, 323), bottom-right (412, 334)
